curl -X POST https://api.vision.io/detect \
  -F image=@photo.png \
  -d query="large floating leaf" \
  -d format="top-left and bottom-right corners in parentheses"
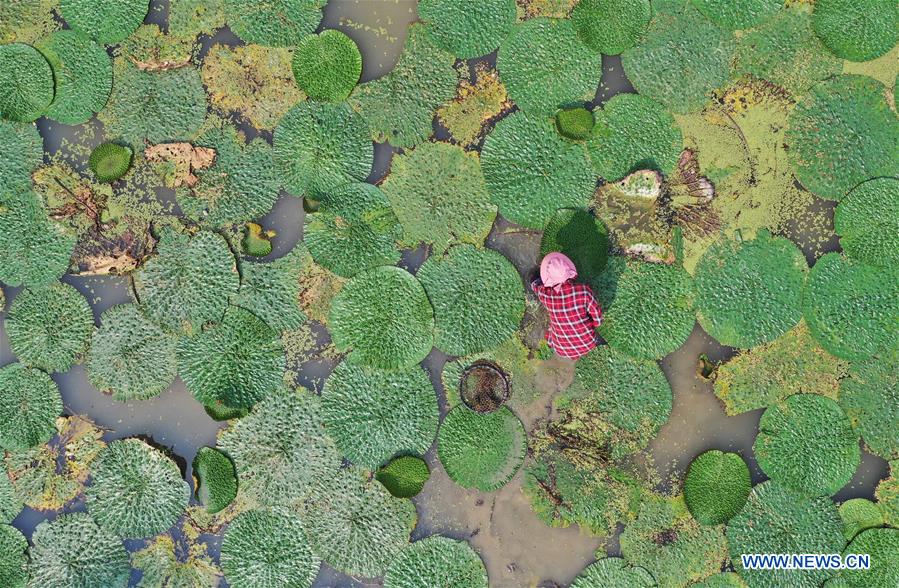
top-left (0, 467), bottom-right (22, 524)
top-left (684, 450), bottom-right (751, 525)
top-left (133, 229), bottom-right (239, 335)
top-left (28, 512), bottom-right (130, 588)
top-left (587, 93), bottom-right (683, 182)
top-left (217, 389), bottom-right (342, 508)
top-left (177, 307), bottom-right (285, 410)
top-left (418, 245), bottom-right (524, 356)
top-left (273, 101), bottom-right (373, 197)
top-left (60, 0), bottom-right (148, 44)
top-left (691, 0), bottom-right (784, 30)
top-left (786, 75), bottom-right (898, 200)
top-left (376, 456), bottom-right (431, 498)
top-left (572, 0), bottom-right (652, 55)
top-left (593, 257), bottom-right (695, 360)
top-left (99, 60), bottom-right (207, 148)
top-left (0, 43), bottom-right (54, 122)
top-left (570, 557), bottom-right (655, 588)
top-left (35, 31), bottom-right (112, 124)
top-left (322, 361), bottom-right (439, 470)
top-left (224, 0), bottom-right (324, 47)
top-left (727, 481), bottom-right (844, 587)
top-left (0, 191), bottom-right (74, 286)
top-left (221, 509), bottom-right (320, 588)
top-left (839, 354), bottom-right (899, 460)
top-left (813, 0), bottom-right (899, 62)
top-left (568, 346), bottom-right (673, 459)
top-left (540, 208), bottom-right (609, 283)
top-left (497, 18), bottom-right (602, 116)
top-left (418, 0), bottom-right (516, 59)
top-left (838, 498), bottom-right (884, 542)
top-left (383, 536), bottom-right (488, 588)
top-left (293, 30), bottom-right (362, 102)
top-left (694, 231), bottom-right (807, 349)
top-left (841, 528), bottom-right (899, 587)
top-left (481, 112), bottom-right (596, 228)
top-left (328, 266), bottom-right (434, 371)
top-left (622, 8), bottom-right (734, 113)
top-left (380, 141), bottom-right (496, 252)
top-left (86, 438), bottom-right (190, 538)
top-left (303, 467), bottom-right (417, 578)
top-left (304, 182), bottom-right (402, 278)
top-left (86, 304), bottom-right (178, 401)
top-left (802, 253), bottom-right (899, 361)
top-left (834, 177), bottom-right (899, 268)
top-left (437, 405), bottom-right (526, 491)
top-left (192, 447), bottom-right (237, 514)
top-left (0, 524), bottom-right (27, 588)
top-left (619, 493), bottom-right (728, 587)
top-left (0, 364), bottom-right (61, 451)
top-left (0, 120), bottom-right (43, 195)
top-left (349, 24), bottom-right (459, 148)
top-left (233, 245), bottom-right (306, 333)
top-left (6, 282), bottom-right (93, 373)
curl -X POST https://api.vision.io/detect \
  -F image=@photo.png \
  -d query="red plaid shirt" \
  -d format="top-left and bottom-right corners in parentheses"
top-left (532, 279), bottom-right (602, 359)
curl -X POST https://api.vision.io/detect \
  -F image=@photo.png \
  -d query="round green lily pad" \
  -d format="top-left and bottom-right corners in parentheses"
top-left (587, 93), bottom-right (683, 182)
top-left (802, 253), bottom-right (899, 361)
top-left (594, 257), bottom-right (695, 360)
top-left (0, 364), bottom-right (62, 451)
top-left (540, 208), bottom-right (609, 282)
top-left (177, 307), bottom-right (285, 410)
top-left (133, 229), bottom-right (239, 335)
top-left (839, 354), bottom-right (899, 460)
top-left (570, 557), bottom-right (656, 588)
top-left (497, 18), bottom-right (602, 116)
top-left (60, 0), bottom-right (148, 44)
top-left (328, 266), bottom-right (435, 371)
top-left (192, 447), bottom-right (237, 514)
top-left (86, 438), bottom-right (190, 539)
top-left (786, 75), bottom-right (898, 200)
top-left (86, 304), bottom-right (178, 401)
top-left (376, 456), bottom-right (430, 498)
top-left (293, 30), bottom-right (362, 102)
top-left (622, 9), bottom-right (735, 113)
top-left (418, 0), bottom-right (517, 59)
top-left (555, 106), bottom-right (595, 141)
top-left (273, 101), bottom-right (373, 197)
top-left (379, 141), bottom-right (496, 252)
top-left (841, 528), bottom-right (899, 587)
top-left (0, 43), bottom-right (54, 122)
top-left (99, 60), bottom-right (207, 148)
top-left (0, 120), bottom-right (43, 194)
top-left (304, 182), bottom-right (401, 278)
top-left (6, 282), bottom-right (94, 373)
top-left (224, 0), bottom-right (324, 47)
top-left (813, 0), bottom-right (898, 62)
top-left (322, 361), bottom-right (439, 470)
top-left (28, 513), bottom-right (130, 588)
top-left (349, 24), bottom-right (459, 149)
top-left (88, 143), bottom-right (132, 183)
top-left (684, 450), bottom-right (752, 525)
top-left (0, 524), bottom-right (27, 588)
top-left (384, 536), bottom-right (488, 588)
top-left (755, 394), bottom-right (860, 496)
top-left (233, 245), bottom-right (306, 333)
top-left (838, 498), bottom-right (884, 542)
top-left (417, 245), bottom-right (525, 357)
top-left (727, 481), bottom-right (844, 587)
top-left (570, 346), bottom-right (673, 459)
top-left (0, 466), bottom-right (23, 523)
top-left (221, 509), bottom-right (320, 588)
top-left (572, 0), bottom-right (652, 55)
top-left (691, 0), bottom-right (784, 30)
top-left (35, 30), bottom-right (112, 124)
top-left (695, 231), bottom-right (807, 349)
top-left (303, 466), bottom-right (417, 578)
top-left (0, 190), bottom-right (75, 288)
top-left (437, 405), bottom-right (526, 491)
top-left (834, 177), bottom-right (899, 268)
top-left (482, 111), bottom-right (596, 229)
top-left (216, 389), bottom-right (343, 508)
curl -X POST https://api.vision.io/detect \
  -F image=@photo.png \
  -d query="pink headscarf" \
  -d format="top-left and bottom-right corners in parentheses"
top-left (540, 253), bottom-right (577, 290)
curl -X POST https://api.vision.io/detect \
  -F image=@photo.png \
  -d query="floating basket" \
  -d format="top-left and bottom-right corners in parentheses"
top-left (459, 361), bottom-right (511, 413)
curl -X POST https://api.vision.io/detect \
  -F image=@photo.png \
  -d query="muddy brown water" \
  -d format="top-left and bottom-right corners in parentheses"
top-left (3, 2), bottom-right (889, 587)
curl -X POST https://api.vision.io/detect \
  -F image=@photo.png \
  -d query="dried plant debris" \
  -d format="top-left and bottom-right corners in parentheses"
top-left (131, 533), bottom-right (221, 588)
top-left (115, 24), bottom-right (195, 71)
top-left (437, 64), bottom-right (512, 148)
top-left (202, 43), bottom-right (305, 131)
top-left (383, 536), bottom-right (489, 588)
top-left (4, 416), bottom-right (105, 511)
top-left (0, 1), bottom-right (60, 45)
top-left (145, 143), bottom-right (215, 189)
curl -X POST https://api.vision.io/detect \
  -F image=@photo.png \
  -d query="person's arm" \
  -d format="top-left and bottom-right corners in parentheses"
top-left (586, 291), bottom-right (603, 326)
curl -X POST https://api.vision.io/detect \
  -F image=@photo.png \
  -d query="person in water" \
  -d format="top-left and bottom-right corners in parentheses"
top-left (531, 252), bottom-right (603, 360)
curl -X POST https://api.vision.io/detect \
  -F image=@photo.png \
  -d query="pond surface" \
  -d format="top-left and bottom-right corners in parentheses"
top-left (3, 1), bottom-right (889, 587)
